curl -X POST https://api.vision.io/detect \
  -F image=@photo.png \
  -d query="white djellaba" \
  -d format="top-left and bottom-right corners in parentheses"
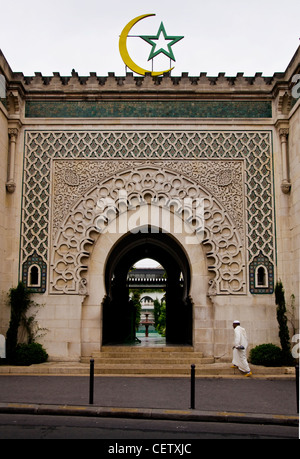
top-left (232, 321), bottom-right (252, 375)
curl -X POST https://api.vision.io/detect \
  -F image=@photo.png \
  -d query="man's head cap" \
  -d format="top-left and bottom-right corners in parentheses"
top-left (233, 320), bottom-right (240, 324)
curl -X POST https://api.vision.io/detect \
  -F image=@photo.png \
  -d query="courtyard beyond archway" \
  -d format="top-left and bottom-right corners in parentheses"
top-left (102, 231), bottom-right (193, 346)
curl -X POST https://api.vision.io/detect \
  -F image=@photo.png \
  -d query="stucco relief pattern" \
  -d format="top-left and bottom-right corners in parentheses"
top-left (51, 160), bottom-right (245, 295)
top-left (21, 130), bottom-right (274, 295)
top-left (52, 159), bottom-right (244, 239)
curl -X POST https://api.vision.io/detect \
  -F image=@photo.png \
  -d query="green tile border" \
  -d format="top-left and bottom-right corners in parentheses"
top-left (25, 100), bottom-right (272, 118)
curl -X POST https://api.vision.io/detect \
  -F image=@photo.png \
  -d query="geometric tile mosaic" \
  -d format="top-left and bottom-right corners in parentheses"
top-left (249, 250), bottom-right (274, 294)
top-left (25, 100), bottom-right (273, 119)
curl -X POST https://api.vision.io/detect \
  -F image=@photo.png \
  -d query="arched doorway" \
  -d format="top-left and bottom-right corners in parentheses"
top-left (49, 163), bottom-right (246, 357)
top-left (102, 230), bottom-right (193, 346)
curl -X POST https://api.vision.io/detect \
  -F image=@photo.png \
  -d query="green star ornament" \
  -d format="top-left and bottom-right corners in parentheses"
top-left (139, 22), bottom-right (184, 62)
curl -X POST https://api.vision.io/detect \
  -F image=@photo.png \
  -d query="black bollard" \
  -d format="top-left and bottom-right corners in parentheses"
top-left (89, 359), bottom-right (94, 404)
top-left (190, 364), bottom-right (195, 409)
top-left (296, 364), bottom-right (299, 414)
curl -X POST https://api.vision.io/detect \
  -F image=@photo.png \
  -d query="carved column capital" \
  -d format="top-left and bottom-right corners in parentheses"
top-left (8, 127), bottom-right (19, 139)
top-left (279, 128), bottom-right (289, 139)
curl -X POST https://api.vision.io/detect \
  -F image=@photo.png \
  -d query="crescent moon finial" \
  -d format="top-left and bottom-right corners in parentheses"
top-left (119, 14), bottom-right (174, 76)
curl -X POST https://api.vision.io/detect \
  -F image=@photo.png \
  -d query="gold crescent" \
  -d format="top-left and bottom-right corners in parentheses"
top-left (119, 14), bottom-right (174, 76)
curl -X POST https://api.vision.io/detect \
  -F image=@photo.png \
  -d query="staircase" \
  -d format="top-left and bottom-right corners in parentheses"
top-left (81, 346), bottom-right (215, 376)
top-left (0, 345), bottom-right (293, 376)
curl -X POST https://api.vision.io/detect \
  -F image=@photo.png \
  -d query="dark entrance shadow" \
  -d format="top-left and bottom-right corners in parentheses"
top-left (102, 230), bottom-right (193, 346)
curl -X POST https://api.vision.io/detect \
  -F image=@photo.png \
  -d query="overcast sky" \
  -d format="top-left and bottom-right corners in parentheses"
top-left (0, 0), bottom-right (299, 77)
top-left (134, 258), bottom-right (160, 268)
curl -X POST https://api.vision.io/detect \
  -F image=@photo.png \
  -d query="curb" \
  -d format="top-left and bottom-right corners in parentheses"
top-left (0, 402), bottom-right (298, 427)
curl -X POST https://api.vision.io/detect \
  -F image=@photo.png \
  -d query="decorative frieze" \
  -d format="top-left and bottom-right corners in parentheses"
top-left (25, 100), bottom-right (272, 118)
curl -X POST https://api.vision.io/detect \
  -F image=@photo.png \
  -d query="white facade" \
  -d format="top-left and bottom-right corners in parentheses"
top-left (0, 47), bottom-right (299, 361)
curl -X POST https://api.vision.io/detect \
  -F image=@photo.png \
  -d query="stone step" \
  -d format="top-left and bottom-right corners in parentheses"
top-left (92, 365), bottom-right (210, 376)
top-left (89, 363), bottom-right (293, 377)
top-left (0, 362), bottom-right (294, 377)
top-left (100, 346), bottom-right (195, 353)
top-left (75, 346), bottom-right (296, 377)
top-left (80, 346), bottom-right (212, 373)
top-left (81, 357), bottom-right (213, 364)
top-left (88, 353), bottom-right (204, 359)
top-left (84, 351), bottom-right (204, 359)
top-left (81, 346), bottom-right (207, 365)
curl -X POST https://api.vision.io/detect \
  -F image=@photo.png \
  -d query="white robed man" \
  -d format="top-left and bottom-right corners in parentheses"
top-left (231, 320), bottom-right (252, 376)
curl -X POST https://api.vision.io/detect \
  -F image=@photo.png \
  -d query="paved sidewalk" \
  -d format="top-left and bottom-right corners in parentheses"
top-left (0, 374), bottom-right (298, 427)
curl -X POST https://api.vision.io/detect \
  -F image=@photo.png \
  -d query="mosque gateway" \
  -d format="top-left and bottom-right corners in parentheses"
top-left (0, 45), bottom-right (299, 361)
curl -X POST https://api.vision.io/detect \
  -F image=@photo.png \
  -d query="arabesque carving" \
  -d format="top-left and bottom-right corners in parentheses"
top-left (50, 162), bottom-right (246, 295)
top-left (21, 129), bottom-right (274, 296)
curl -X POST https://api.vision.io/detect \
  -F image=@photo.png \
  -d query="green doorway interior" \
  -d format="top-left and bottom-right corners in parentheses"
top-left (129, 259), bottom-right (166, 346)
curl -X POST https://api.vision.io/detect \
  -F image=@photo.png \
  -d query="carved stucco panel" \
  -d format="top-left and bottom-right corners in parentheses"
top-left (50, 160), bottom-right (246, 295)
top-left (21, 129), bottom-right (274, 295)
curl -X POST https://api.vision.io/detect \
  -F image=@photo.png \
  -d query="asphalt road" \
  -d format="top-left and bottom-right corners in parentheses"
top-left (0, 375), bottom-right (298, 441)
top-left (0, 413), bottom-right (298, 440)
top-left (0, 375), bottom-right (298, 415)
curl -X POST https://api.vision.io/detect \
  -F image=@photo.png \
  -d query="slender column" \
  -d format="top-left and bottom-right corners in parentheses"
top-left (279, 128), bottom-right (291, 194)
top-left (6, 128), bottom-right (18, 193)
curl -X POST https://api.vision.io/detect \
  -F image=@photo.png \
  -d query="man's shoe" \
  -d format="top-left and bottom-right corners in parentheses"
top-left (245, 371), bottom-right (252, 377)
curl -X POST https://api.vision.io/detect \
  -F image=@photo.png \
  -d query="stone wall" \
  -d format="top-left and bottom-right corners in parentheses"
top-left (0, 46), bottom-right (299, 360)
top-left (286, 100), bottom-right (300, 332)
top-left (0, 100), bottom-right (9, 335)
